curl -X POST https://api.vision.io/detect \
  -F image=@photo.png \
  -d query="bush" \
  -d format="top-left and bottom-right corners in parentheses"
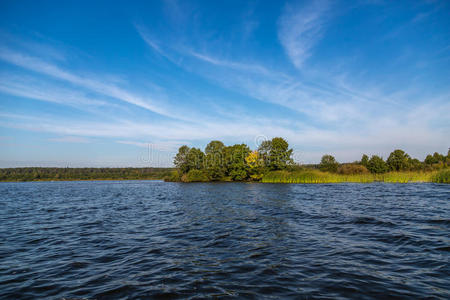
top-left (164, 170), bottom-right (182, 182)
top-left (183, 169), bottom-right (210, 182)
top-left (337, 164), bottom-right (369, 175)
top-left (319, 155), bottom-right (339, 173)
top-left (367, 155), bottom-right (388, 173)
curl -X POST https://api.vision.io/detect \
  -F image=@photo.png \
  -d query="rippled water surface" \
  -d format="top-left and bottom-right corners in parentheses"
top-left (0, 181), bottom-right (449, 299)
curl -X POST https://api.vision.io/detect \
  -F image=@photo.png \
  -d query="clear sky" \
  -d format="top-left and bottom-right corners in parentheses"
top-left (0, 0), bottom-right (449, 167)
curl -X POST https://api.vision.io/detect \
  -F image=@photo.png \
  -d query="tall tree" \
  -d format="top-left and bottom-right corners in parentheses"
top-left (187, 148), bottom-right (205, 171)
top-left (257, 137), bottom-right (293, 170)
top-left (319, 155), bottom-right (339, 172)
top-left (205, 141), bottom-right (225, 180)
top-left (174, 145), bottom-right (190, 174)
top-left (367, 155), bottom-right (387, 173)
top-left (360, 154), bottom-right (369, 167)
top-left (224, 144), bottom-right (250, 180)
top-left (386, 149), bottom-right (411, 171)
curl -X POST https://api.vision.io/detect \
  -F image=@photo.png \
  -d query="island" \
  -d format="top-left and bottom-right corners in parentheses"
top-left (166, 137), bottom-right (449, 184)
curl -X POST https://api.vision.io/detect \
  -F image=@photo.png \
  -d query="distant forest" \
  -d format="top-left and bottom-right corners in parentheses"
top-left (0, 168), bottom-right (172, 182)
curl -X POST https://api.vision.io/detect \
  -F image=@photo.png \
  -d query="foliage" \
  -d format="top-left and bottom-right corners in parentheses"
top-left (0, 167), bottom-right (173, 182)
top-left (367, 155), bottom-right (388, 174)
top-left (408, 158), bottom-right (423, 171)
top-left (170, 138), bottom-right (449, 183)
top-left (386, 149), bottom-right (411, 171)
top-left (205, 141), bottom-right (226, 180)
top-left (174, 145), bottom-right (191, 174)
top-left (319, 155), bottom-right (339, 173)
top-left (337, 164), bottom-right (369, 175)
top-left (258, 137), bottom-right (293, 170)
top-left (245, 150), bottom-right (261, 169)
top-left (432, 169), bottom-right (450, 183)
top-left (205, 140), bottom-right (225, 155)
top-left (165, 170), bottom-right (182, 182)
top-left (360, 154), bottom-right (369, 167)
top-left (187, 148), bottom-right (205, 171)
top-left (224, 144), bottom-right (250, 180)
top-left (182, 169), bottom-right (210, 182)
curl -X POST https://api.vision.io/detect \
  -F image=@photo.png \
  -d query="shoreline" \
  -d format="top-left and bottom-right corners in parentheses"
top-left (1, 169), bottom-right (448, 183)
top-left (0, 179), bottom-right (442, 184)
top-left (0, 178), bottom-right (164, 183)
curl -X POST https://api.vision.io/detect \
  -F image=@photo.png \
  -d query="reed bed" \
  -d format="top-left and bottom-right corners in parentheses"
top-left (432, 169), bottom-right (450, 183)
top-left (261, 170), bottom-right (439, 184)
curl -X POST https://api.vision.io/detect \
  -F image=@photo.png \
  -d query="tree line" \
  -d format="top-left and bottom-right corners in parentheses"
top-left (170, 138), bottom-right (450, 181)
top-left (0, 167), bottom-right (172, 181)
top-left (319, 149), bottom-right (450, 174)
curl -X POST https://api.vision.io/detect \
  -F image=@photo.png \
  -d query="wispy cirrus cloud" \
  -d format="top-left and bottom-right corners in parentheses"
top-left (49, 136), bottom-right (91, 143)
top-left (0, 47), bottom-right (180, 120)
top-left (278, 0), bottom-right (331, 69)
top-left (1, 1), bottom-right (448, 167)
top-left (0, 74), bottom-right (109, 108)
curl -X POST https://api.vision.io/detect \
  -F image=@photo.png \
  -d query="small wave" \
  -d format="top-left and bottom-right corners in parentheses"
top-left (350, 216), bottom-right (396, 227)
top-left (426, 218), bottom-right (450, 225)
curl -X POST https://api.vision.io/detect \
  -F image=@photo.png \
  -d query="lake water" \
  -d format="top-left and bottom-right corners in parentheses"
top-left (0, 181), bottom-right (449, 299)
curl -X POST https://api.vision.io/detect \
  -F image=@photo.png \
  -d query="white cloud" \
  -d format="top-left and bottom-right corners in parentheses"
top-left (278, 0), bottom-right (331, 69)
top-left (0, 47), bottom-right (180, 119)
top-left (0, 74), bottom-right (109, 108)
top-left (49, 136), bottom-right (91, 143)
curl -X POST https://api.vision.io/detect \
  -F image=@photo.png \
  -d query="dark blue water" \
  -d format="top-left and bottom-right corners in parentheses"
top-left (0, 181), bottom-right (449, 299)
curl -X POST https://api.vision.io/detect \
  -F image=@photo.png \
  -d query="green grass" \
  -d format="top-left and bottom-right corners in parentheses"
top-left (432, 169), bottom-right (450, 183)
top-left (261, 170), bottom-right (439, 184)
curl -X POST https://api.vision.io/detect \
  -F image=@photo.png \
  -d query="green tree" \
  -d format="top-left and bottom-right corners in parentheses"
top-left (424, 154), bottom-right (435, 165)
top-left (433, 152), bottom-right (445, 163)
top-left (257, 137), bottom-right (293, 170)
top-left (319, 155), bottom-right (339, 173)
top-left (360, 154), bottom-right (369, 167)
top-left (386, 149), bottom-right (411, 171)
top-left (174, 145), bottom-right (191, 174)
top-left (367, 155), bottom-right (388, 173)
top-left (205, 140), bottom-right (225, 155)
top-left (258, 140), bottom-right (272, 167)
top-left (187, 148), bottom-right (205, 171)
top-left (224, 144), bottom-right (250, 180)
top-left (409, 158), bottom-right (423, 171)
top-left (205, 141), bottom-right (226, 180)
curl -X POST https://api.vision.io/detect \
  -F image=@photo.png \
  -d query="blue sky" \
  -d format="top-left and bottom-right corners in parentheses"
top-left (0, 0), bottom-right (449, 167)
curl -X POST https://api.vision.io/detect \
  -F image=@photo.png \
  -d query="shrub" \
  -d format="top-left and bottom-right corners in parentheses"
top-left (164, 170), bottom-right (182, 182)
top-left (319, 155), bottom-right (339, 173)
top-left (337, 164), bottom-right (369, 175)
top-left (367, 155), bottom-right (388, 173)
top-left (183, 169), bottom-right (210, 182)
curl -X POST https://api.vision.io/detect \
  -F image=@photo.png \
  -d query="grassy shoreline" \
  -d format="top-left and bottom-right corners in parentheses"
top-left (1, 168), bottom-right (448, 183)
top-left (261, 170), bottom-right (448, 183)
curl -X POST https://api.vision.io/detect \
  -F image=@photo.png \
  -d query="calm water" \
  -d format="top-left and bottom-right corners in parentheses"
top-left (0, 181), bottom-right (449, 299)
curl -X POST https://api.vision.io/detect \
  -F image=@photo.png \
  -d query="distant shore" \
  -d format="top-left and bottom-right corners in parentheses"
top-left (1, 167), bottom-right (448, 184)
top-left (0, 167), bottom-right (172, 182)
